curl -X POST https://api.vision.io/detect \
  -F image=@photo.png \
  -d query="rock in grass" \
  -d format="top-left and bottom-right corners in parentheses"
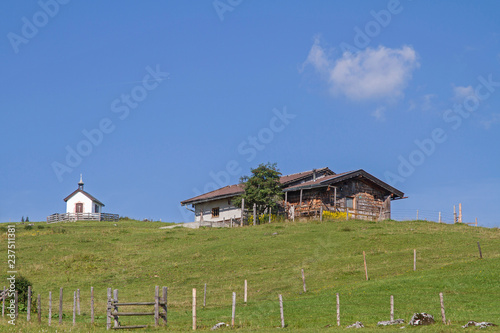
top-left (409, 313), bottom-right (435, 326)
top-left (462, 321), bottom-right (497, 328)
top-left (210, 322), bottom-right (228, 330)
top-left (378, 319), bottom-right (405, 326)
top-left (347, 321), bottom-right (364, 328)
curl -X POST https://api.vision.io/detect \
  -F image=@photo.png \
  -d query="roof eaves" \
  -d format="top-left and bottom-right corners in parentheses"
top-left (283, 169), bottom-right (404, 198)
top-left (64, 189), bottom-right (105, 207)
top-left (181, 192), bottom-right (243, 206)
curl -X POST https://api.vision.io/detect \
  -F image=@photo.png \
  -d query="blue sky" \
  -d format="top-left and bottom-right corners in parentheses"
top-left (1, 1), bottom-right (499, 227)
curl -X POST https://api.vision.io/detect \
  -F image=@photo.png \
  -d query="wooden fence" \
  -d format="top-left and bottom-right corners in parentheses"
top-left (0, 246), bottom-right (490, 330)
top-left (46, 212), bottom-right (119, 223)
top-left (107, 286), bottom-right (167, 330)
top-left (0, 284), bottom-right (477, 330)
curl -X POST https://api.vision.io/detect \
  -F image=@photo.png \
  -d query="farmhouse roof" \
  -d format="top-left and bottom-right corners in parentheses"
top-left (279, 167), bottom-right (334, 185)
top-left (181, 167), bottom-right (335, 205)
top-left (64, 189), bottom-right (105, 206)
top-left (283, 169), bottom-right (404, 199)
top-left (181, 184), bottom-right (244, 206)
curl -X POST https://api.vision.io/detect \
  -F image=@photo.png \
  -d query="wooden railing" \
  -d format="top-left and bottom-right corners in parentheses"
top-left (47, 213), bottom-right (119, 223)
top-left (291, 203), bottom-right (386, 221)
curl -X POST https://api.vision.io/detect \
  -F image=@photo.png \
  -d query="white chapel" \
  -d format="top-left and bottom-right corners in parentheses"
top-left (64, 175), bottom-right (105, 214)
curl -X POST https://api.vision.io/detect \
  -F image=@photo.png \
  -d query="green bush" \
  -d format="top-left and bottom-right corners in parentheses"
top-left (14, 276), bottom-right (36, 313)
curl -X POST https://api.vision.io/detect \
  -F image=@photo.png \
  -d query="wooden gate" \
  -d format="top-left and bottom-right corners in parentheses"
top-left (106, 286), bottom-right (167, 330)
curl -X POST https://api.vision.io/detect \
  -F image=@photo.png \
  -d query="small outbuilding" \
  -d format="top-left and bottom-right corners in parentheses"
top-left (47, 175), bottom-right (118, 222)
top-left (64, 175), bottom-right (105, 214)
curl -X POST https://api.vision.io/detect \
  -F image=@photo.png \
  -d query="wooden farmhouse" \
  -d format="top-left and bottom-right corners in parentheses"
top-left (181, 167), bottom-right (405, 224)
top-left (47, 175), bottom-right (119, 222)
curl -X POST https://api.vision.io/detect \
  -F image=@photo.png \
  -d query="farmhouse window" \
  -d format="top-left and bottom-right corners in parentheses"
top-left (346, 197), bottom-right (354, 209)
top-left (94, 204), bottom-right (99, 213)
top-left (75, 203), bottom-right (83, 213)
top-left (212, 207), bottom-right (220, 218)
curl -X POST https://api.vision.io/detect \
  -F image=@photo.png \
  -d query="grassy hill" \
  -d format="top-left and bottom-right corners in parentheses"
top-left (1, 218), bottom-right (499, 332)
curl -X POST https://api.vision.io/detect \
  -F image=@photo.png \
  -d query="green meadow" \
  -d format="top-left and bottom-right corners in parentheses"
top-left (0, 218), bottom-right (499, 332)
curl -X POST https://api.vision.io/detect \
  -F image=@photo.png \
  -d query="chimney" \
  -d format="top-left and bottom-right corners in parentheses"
top-left (313, 169), bottom-right (317, 181)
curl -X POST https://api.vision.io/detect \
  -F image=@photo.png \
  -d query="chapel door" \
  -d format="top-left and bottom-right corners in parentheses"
top-left (76, 203), bottom-right (83, 213)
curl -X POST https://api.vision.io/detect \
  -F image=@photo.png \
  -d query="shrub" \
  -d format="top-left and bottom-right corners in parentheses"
top-left (14, 276), bottom-right (36, 313)
top-left (322, 211), bottom-right (347, 220)
top-left (247, 213), bottom-right (279, 225)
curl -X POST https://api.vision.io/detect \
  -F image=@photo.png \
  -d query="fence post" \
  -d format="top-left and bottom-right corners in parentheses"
top-left (414, 249), bottom-right (417, 271)
top-left (439, 292), bottom-right (446, 324)
top-left (320, 206), bottom-right (323, 222)
top-left (106, 288), bottom-right (111, 330)
top-left (203, 283), bottom-right (206, 308)
top-left (477, 242), bottom-right (483, 259)
top-left (241, 198), bottom-right (245, 226)
top-left (459, 203), bottom-right (462, 223)
top-left (113, 289), bottom-right (119, 328)
top-left (27, 285), bottom-right (31, 322)
top-left (77, 288), bottom-right (80, 315)
top-left (231, 292), bottom-right (236, 328)
top-left (162, 287), bottom-right (168, 325)
top-left (192, 288), bottom-right (197, 330)
top-left (253, 203), bottom-right (257, 226)
top-left (439, 212), bottom-right (442, 223)
top-left (475, 217), bottom-right (478, 227)
top-left (269, 207), bottom-right (272, 223)
top-left (453, 205), bottom-right (457, 223)
top-left (390, 295), bottom-right (394, 322)
top-left (279, 294), bottom-right (285, 328)
top-left (15, 291), bottom-right (18, 319)
top-left (154, 286), bottom-right (160, 327)
top-left (73, 291), bottom-right (76, 326)
top-left (37, 294), bottom-right (41, 324)
top-left (48, 291), bottom-right (52, 326)
top-left (336, 293), bottom-right (340, 327)
top-left (59, 287), bottom-right (63, 324)
top-left (244, 280), bottom-right (247, 304)
top-left (363, 251), bottom-right (368, 281)
top-left (91, 287), bottom-right (94, 325)
top-left (301, 269), bottom-right (307, 293)
top-left (2, 286), bottom-right (5, 317)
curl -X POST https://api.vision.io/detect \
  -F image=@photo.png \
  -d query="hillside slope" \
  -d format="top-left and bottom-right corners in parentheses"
top-left (1, 219), bottom-right (499, 332)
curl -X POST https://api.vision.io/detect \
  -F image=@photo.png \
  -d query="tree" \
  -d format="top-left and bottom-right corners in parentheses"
top-left (233, 163), bottom-right (283, 216)
top-left (25, 216), bottom-right (29, 223)
top-left (21, 216), bottom-right (24, 223)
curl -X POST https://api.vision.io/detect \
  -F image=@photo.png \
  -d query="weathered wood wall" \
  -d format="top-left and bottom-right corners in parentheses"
top-left (284, 179), bottom-right (392, 221)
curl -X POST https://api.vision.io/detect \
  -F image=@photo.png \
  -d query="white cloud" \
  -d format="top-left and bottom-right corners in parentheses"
top-left (452, 85), bottom-right (475, 102)
top-left (303, 41), bottom-right (419, 101)
top-left (302, 37), bottom-right (329, 73)
top-left (371, 106), bottom-right (386, 120)
top-left (421, 93), bottom-right (437, 111)
top-left (480, 113), bottom-right (500, 129)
